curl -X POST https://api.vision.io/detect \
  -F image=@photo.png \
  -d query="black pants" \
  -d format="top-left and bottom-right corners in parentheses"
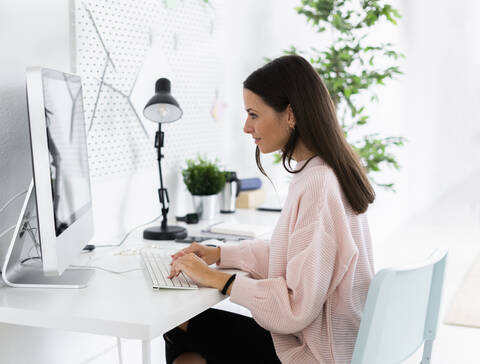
top-left (163, 308), bottom-right (282, 364)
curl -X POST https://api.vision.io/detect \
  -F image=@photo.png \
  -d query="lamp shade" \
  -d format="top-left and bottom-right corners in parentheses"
top-left (143, 78), bottom-right (183, 123)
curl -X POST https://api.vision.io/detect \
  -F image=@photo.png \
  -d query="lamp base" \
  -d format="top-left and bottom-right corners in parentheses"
top-left (143, 225), bottom-right (187, 240)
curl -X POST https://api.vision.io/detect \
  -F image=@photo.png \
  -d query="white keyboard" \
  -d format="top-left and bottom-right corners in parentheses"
top-left (140, 249), bottom-right (198, 290)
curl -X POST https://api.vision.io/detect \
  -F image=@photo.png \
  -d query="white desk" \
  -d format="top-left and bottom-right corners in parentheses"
top-left (0, 209), bottom-right (278, 364)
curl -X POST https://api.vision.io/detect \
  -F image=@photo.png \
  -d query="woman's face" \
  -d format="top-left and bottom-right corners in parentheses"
top-left (243, 89), bottom-right (293, 154)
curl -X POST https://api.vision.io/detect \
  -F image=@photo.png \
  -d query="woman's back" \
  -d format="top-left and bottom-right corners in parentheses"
top-left (222, 156), bottom-right (374, 363)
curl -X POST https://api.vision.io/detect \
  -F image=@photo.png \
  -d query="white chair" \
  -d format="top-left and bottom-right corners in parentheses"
top-left (351, 249), bottom-right (448, 364)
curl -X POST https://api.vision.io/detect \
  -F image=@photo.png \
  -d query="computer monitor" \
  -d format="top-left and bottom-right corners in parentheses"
top-left (2, 67), bottom-right (95, 288)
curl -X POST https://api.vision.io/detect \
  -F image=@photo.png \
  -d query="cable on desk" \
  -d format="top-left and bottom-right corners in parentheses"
top-left (20, 256), bottom-right (41, 264)
top-left (70, 264), bottom-right (144, 275)
top-left (94, 214), bottom-right (162, 248)
top-left (0, 190), bottom-right (28, 216)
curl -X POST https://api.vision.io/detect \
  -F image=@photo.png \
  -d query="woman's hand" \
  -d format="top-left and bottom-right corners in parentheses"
top-left (171, 242), bottom-right (221, 266)
top-left (169, 252), bottom-right (231, 290)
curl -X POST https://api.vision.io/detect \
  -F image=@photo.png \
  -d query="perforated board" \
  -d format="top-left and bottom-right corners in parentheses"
top-left (73, 0), bottom-right (228, 178)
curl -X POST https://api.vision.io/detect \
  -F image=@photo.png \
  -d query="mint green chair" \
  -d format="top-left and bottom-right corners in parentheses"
top-left (351, 249), bottom-right (448, 364)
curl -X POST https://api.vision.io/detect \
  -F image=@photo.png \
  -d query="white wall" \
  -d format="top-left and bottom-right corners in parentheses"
top-left (220, 0), bottom-right (480, 242)
top-left (221, 0), bottom-right (328, 205)
top-left (72, 0), bottom-right (230, 244)
top-left (0, 2), bottom-right (118, 363)
top-left (0, 0), bottom-right (72, 259)
top-left (366, 0), bottom-right (480, 241)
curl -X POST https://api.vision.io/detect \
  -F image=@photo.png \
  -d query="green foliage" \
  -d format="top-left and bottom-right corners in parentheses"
top-left (272, 0), bottom-right (406, 190)
top-left (182, 154), bottom-right (226, 196)
top-left (352, 134), bottom-right (404, 190)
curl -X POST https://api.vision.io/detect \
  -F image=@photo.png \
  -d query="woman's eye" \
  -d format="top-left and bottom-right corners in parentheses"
top-left (249, 113), bottom-right (257, 119)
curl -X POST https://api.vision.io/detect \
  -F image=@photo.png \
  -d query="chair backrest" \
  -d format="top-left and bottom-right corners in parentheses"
top-left (351, 249), bottom-right (448, 364)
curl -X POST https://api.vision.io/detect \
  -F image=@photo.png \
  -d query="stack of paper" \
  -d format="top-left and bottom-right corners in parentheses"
top-left (209, 222), bottom-right (270, 238)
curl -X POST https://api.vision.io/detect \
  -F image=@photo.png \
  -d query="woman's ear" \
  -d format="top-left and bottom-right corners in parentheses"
top-left (287, 105), bottom-right (296, 130)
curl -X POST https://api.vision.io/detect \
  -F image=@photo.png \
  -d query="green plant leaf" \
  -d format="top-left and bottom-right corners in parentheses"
top-left (272, 0), bottom-right (405, 191)
top-left (182, 154), bottom-right (226, 195)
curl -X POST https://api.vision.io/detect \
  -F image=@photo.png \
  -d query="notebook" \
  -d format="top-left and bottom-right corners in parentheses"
top-left (208, 222), bottom-right (270, 238)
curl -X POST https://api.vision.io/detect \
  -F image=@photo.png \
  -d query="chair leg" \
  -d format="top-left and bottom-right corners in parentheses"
top-left (420, 339), bottom-right (434, 364)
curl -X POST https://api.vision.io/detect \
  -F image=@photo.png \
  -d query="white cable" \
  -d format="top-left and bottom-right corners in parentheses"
top-left (116, 337), bottom-right (123, 364)
top-left (95, 214), bottom-right (162, 248)
top-left (0, 225), bottom-right (16, 240)
top-left (0, 190), bottom-right (28, 216)
top-left (69, 264), bottom-right (144, 275)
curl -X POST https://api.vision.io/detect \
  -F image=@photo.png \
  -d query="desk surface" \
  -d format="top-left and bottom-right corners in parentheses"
top-left (0, 209), bottom-right (279, 341)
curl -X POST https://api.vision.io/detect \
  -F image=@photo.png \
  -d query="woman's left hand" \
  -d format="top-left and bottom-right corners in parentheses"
top-left (169, 252), bottom-right (229, 290)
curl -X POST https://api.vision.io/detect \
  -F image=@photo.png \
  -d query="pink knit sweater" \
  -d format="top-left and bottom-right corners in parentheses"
top-left (218, 156), bottom-right (374, 363)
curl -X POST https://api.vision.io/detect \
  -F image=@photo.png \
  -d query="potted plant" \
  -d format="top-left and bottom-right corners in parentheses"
top-left (182, 154), bottom-right (226, 220)
top-left (271, 0), bottom-right (405, 190)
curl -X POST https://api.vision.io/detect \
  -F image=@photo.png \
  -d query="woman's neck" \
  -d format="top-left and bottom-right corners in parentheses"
top-left (292, 140), bottom-right (315, 162)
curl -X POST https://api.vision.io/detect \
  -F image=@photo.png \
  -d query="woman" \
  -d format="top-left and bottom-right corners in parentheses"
top-left (165, 54), bottom-right (375, 364)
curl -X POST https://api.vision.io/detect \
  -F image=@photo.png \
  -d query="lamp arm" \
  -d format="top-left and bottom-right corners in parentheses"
top-left (155, 123), bottom-right (169, 230)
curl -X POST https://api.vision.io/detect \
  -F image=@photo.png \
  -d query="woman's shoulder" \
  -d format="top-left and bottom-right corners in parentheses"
top-left (287, 164), bottom-right (337, 210)
top-left (289, 160), bottom-right (347, 214)
top-left (291, 158), bottom-right (338, 190)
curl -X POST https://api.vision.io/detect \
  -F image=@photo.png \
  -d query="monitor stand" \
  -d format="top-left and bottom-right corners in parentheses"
top-left (1, 181), bottom-right (94, 288)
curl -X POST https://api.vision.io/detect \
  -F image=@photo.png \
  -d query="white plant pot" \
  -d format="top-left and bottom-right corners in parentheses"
top-left (192, 194), bottom-right (217, 221)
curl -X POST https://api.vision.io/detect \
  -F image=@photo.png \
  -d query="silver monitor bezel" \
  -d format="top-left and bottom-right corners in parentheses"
top-left (26, 67), bottom-right (94, 276)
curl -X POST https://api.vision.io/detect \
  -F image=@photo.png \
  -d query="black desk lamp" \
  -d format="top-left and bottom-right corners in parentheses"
top-left (143, 78), bottom-right (187, 240)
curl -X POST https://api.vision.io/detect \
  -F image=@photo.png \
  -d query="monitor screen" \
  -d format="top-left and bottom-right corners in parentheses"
top-left (41, 71), bottom-right (91, 236)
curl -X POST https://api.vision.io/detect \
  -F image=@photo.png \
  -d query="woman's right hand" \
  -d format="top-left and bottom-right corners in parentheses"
top-left (171, 242), bottom-right (221, 266)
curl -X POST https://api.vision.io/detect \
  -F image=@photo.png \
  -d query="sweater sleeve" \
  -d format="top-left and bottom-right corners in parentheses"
top-left (217, 240), bottom-right (270, 280)
top-left (229, 220), bottom-right (338, 334)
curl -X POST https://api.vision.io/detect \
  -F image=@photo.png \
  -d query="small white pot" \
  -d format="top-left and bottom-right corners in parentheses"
top-left (192, 194), bottom-right (218, 221)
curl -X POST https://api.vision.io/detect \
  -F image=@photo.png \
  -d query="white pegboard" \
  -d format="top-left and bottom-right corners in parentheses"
top-left (73, 0), bottom-right (228, 179)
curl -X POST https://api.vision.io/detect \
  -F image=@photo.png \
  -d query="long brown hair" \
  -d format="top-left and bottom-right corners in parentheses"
top-left (243, 55), bottom-right (375, 214)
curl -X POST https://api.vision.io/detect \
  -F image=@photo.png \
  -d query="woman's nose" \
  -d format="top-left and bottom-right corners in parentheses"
top-left (243, 119), bottom-right (253, 134)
